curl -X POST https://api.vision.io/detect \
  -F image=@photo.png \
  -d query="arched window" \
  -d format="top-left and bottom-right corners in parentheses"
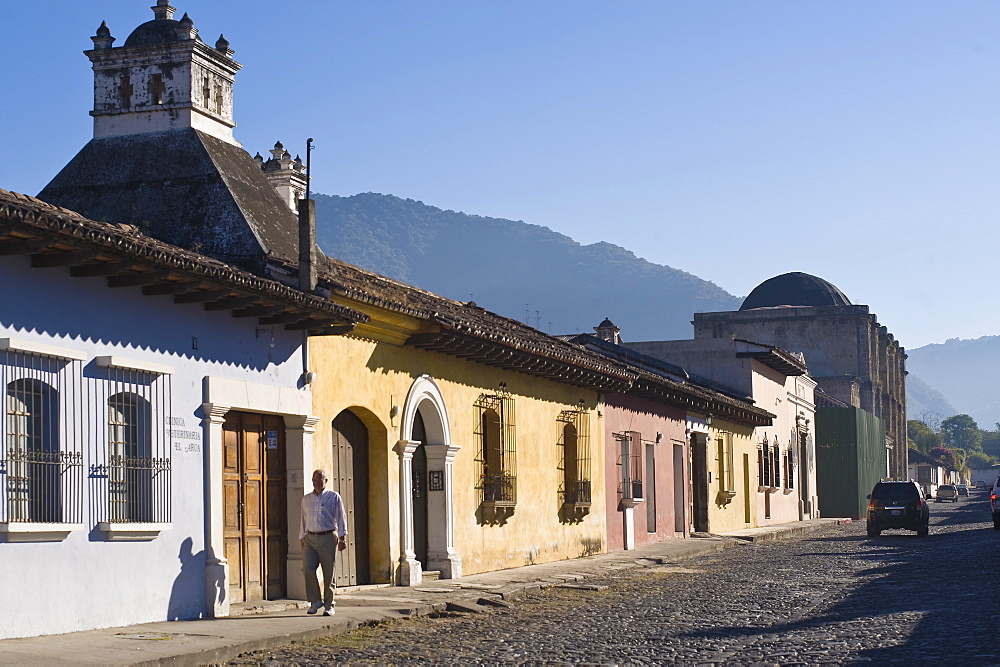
top-left (108, 392), bottom-right (152, 522)
top-left (558, 407), bottom-right (592, 507)
top-left (5, 379), bottom-right (60, 522)
top-left (475, 388), bottom-right (516, 505)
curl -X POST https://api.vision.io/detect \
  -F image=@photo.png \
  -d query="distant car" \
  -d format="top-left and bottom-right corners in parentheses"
top-left (867, 480), bottom-right (929, 537)
top-left (956, 484), bottom-right (969, 496)
top-left (936, 484), bottom-right (958, 502)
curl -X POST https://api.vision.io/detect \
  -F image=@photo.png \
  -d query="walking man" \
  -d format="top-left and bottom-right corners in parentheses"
top-left (300, 469), bottom-right (348, 616)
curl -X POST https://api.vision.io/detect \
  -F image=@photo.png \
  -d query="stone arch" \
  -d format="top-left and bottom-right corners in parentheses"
top-left (396, 375), bottom-right (461, 585)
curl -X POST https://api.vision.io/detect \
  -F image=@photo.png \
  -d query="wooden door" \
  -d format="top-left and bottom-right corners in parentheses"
top-left (331, 410), bottom-right (370, 586)
top-left (223, 411), bottom-right (286, 602)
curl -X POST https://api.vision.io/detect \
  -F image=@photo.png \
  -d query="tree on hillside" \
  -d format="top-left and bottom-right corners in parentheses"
top-left (928, 446), bottom-right (957, 470)
top-left (968, 451), bottom-right (997, 471)
top-left (982, 428), bottom-right (1000, 459)
top-left (941, 414), bottom-right (982, 451)
top-left (919, 411), bottom-right (942, 431)
top-left (908, 420), bottom-right (943, 453)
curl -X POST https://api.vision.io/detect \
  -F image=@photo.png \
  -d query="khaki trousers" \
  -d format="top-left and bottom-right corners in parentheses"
top-left (302, 532), bottom-right (337, 607)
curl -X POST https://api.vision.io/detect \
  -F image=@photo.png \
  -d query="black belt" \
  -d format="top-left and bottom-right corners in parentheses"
top-left (308, 530), bottom-right (334, 535)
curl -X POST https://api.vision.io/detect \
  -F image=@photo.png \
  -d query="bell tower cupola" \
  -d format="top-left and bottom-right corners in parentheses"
top-left (86, 1), bottom-right (242, 145)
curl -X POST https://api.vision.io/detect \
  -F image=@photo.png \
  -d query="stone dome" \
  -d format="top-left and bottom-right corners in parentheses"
top-left (739, 272), bottom-right (851, 311)
top-left (124, 17), bottom-right (203, 47)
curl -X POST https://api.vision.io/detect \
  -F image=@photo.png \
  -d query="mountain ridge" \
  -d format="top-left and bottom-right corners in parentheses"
top-left (313, 191), bottom-right (741, 340)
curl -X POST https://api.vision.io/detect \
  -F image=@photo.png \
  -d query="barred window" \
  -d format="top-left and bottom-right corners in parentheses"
top-left (558, 408), bottom-right (591, 505)
top-left (95, 357), bottom-right (172, 525)
top-left (771, 441), bottom-right (780, 489)
top-left (615, 431), bottom-right (643, 500)
top-left (785, 447), bottom-right (796, 490)
top-left (0, 340), bottom-right (85, 526)
top-left (475, 386), bottom-right (516, 505)
top-left (760, 437), bottom-right (770, 487)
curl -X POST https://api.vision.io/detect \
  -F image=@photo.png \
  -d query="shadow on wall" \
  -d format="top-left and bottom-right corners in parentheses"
top-left (167, 537), bottom-right (211, 621)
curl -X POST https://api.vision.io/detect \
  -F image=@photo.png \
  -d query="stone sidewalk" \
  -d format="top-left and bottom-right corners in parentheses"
top-left (0, 518), bottom-right (848, 666)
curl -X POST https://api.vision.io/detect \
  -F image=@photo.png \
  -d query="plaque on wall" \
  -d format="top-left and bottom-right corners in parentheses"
top-left (429, 470), bottom-right (444, 491)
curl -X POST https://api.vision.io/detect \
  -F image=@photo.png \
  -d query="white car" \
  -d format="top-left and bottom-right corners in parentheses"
top-left (936, 484), bottom-right (958, 502)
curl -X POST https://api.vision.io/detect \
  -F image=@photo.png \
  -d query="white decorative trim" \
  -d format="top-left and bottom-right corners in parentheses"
top-left (96, 355), bottom-right (174, 375)
top-left (201, 375), bottom-right (312, 618)
top-left (0, 522), bottom-right (84, 542)
top-left (0, 338), bottom-right (87, 361)
top-left (97, 522), bottom-right (172, 541)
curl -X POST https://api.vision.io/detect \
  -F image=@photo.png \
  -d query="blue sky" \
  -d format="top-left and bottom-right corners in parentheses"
top-left (3, 1), bottom-right (999, 349)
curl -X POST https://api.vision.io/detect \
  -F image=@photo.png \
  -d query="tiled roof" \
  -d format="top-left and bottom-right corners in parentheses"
top-left (318, 257), bottom-right (774, 427)
top-left (0, 189), bottom-right (367, 333)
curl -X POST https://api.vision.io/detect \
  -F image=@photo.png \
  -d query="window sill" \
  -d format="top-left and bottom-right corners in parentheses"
top-left (0, 522), bottom-right (84, 543)
top-left (481, 500), bottom-right (516, 510)
top-left (98, 522), bottom-right (172, 541)
top-left (562, 501), bottom-right (592, 511)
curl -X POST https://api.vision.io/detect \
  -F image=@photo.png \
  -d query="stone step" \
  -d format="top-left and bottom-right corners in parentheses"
top-left (422, 570), bottom-right (441, 581)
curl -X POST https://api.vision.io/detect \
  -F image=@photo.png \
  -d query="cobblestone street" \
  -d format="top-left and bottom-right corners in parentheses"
top-left (233, 492), bottom-right (998, 665)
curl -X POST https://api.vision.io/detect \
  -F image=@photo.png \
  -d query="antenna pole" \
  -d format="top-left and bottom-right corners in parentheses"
top-left (305, 138), bottom-right (314, 200)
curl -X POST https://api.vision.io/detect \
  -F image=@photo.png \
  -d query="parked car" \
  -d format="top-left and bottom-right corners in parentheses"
top-left (936, 484), bottom-right (958, 502)
top-left (867, 480), bottom-right (929, 537)
top-left (956, 484), bottom-right (969, 496)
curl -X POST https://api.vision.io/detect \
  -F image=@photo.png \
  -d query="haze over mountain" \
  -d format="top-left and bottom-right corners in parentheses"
top-left (313, 191), bottom-right (981, 425)
top-left (314, 192), bottom-right (740, 340)
top-left (906, 337), bottom-right (1000, 428)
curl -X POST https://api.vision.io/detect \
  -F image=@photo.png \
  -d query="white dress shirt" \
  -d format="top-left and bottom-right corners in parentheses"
top-left (299, 489), bottom-right (348, 540)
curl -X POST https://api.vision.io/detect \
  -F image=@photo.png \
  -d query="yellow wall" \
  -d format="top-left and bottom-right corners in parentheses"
top-left (706, 422), bottom-right (756, 532)
top-left (309, 332), bottom-right (607, 582)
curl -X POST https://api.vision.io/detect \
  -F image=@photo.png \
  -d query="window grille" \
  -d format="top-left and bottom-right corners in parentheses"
top-left (760, 437), bottom-right (771, 487)
top-left (557, 409), bottom-right (591, 505)
top-left (474, 387), bottom-right (516, 505)
top-left (1, 347), bottom-right (84, 524)
top-left (92, 363), bottom-right (172, 523)
top-left (771, 441), bottom-right (780, 489)
top-left (785, 446), bottom-right (796, 489)
top-left (615, 431), bottom-right (643, 500)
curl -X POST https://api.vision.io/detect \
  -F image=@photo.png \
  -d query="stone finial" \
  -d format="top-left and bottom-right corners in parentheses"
top-left (151, 0), bottom-right (176, 21)
top-left (253, 152), bottom-right (264, 164)
top-left (215, 34), bottom-right (234, 57)
top-left (293, 155), bottom-right (304, 172)
top-left (91, 21), bottom-right (115, 50)
top-left (175, 12), bottom-right (197, 40)
top-left (269, 141), bottom-right (285, 160)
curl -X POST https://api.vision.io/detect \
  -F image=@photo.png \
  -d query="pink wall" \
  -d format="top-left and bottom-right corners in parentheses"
top-left (603, 393), bottom-right (688, 551)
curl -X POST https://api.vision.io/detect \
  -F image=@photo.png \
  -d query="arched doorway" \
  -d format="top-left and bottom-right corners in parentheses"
top-left (399, 376), bottom-right (460, 584)
top-left (331, 409), bottom-right (370, 586)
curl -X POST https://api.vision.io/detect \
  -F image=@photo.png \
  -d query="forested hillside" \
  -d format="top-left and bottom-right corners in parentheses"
top-left (313, 192), bottom-right (740, 340)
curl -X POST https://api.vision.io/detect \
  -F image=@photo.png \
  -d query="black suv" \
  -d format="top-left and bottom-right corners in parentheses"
top-left (866, 480), bottom-right (929, 537)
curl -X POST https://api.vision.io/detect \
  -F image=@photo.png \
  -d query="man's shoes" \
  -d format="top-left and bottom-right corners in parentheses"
top-left (307, 601), bottom-right (323, 615)
top-left (322, 606), bottom-right (335, 616)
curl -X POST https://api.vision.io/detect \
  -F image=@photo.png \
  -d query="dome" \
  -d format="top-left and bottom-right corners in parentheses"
top-left (739, 272), bottom-right (851, 311)
top-left (124, 18), bottom-right (203, 47)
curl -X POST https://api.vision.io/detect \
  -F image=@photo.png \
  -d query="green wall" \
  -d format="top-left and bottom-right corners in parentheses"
top-left (815, 408), bottom-right (887, 519)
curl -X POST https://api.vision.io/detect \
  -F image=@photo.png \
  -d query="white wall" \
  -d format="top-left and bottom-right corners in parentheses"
top-left (0, 255), bottom-right (308, 638)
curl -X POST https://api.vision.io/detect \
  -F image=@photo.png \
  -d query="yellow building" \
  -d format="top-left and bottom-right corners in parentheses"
top-left (693, 418), bottom-right (760, 534)
top-left (300, 258), bottom-right (635, 590)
